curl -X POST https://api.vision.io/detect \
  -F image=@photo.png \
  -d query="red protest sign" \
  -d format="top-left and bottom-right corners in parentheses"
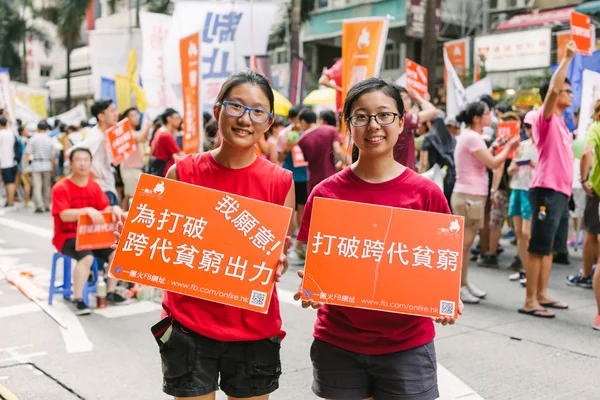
top-left (301, 198), bottom-right (463, 319)
top-left (76, 212), bottom-right (117, 251)
top-left (496, 120), bottom-right (520, 159)
top-left (106, 118), bottom-right (136, 165)
top-left (406, 59), bottom-right (428, 99)
top-left (571, 12), bottom-right (592, 56)
top-left (292, 145), bottom-right (308, 167)
top-left (110, 174), bottom-right (293, 313)
top-left (180, 32), bottom-right (201, 154)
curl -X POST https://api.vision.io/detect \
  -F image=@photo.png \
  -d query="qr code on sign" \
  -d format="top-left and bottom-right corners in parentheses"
top-left (440, 300), bottom-right (455, 316)
top-left (250, 290), bottom-right (267, 307)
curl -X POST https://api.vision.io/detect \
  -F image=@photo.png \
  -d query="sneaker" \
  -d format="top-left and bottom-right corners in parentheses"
top-left (467, 282), bottom-right (487, 299)
top-left (503, 231), bottom-right (515, 239)
top-left (508, 256), bottom-right (522, 271)
top-left (71, 299), bottom-right (91, 316)
top-left (478, 254), bottom-right (499, 268)
top-left (520, 277), bottom-right (527, 287)
top-left (593, 315), bottom-right (600, 331)
top-left (34, 208), bottom-right (44, 214)
top-left (566, 273), bottom-right (593, 289)
top-left (460, 286), bottom-right (480, 304)
top-left (553, 252), bottom-right (570, 265)
top-left (107, 292), bottom-right (132, 305)
top-left (509, 271), bottom-right (526, 281)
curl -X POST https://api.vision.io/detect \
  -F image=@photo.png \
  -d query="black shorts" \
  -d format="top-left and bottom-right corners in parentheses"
top-left (295, 181), bottom-right (308, 207)
top-left (528, 187), bottom-right (569, 255)
top-left (311, 339), bottom-right (439, 400)
top-left (61, 238), bottom-right (113, 264)
top-left (584, 195), bottom-right (600, 235)
top-left (154, 319), bottom-right (281, 398)
top-left (1, 166), bottom-right (17, 184)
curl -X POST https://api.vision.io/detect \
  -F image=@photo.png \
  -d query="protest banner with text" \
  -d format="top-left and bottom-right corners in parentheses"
top-left (495, 120), bottom-right (520, 159)
top-left (180, 32), bottom-right (201, 154)
top-left (571, 11), bottom-right (592, 56)
top-left (111, 174), bottom-right (293, 313)
top-left (106, 118), bottom-right (136, 165)
top-left (301, 198), bottom-right (463, 319)
top-left (405, 59), bottom-right (428, 99)
top-left (76, 212), bottom-right (117, 251)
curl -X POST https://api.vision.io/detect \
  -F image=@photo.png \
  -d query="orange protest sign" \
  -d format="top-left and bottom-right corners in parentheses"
top-left (292, 145), bottom-right (308, 167)
top-left (443, 38), bottom-right (469, 88)
top-left (301, 198), bottom-right (463, 319)
top-left (405, 59), bottom-right (428, 99)
top-left (341, 17), bottom-right (390, 151)
top-left (180, 33), bottom-right (201, 154)
top-left (496, 120), bottom-right (520, 159)
top-left (76, 212), bottom-right (117, 251)
top-left (106, 118), bottom-right (136, 165)
top-left (110, 174), bottom-right (293, 313)
top-left (556, 30), bottom-right (571, 62)
top-left (571, 12), bottom-right (592, 56)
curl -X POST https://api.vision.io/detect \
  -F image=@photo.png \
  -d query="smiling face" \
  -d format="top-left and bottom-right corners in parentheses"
top-left (214, 83), bottom-right (273, 149)
top-left (348, 90), bottom-right (404, 158)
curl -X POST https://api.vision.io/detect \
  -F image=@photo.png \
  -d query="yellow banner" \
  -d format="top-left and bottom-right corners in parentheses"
top-left (115, 75), bottom-right (131, 114)
top-left (28, 94), bottom-right (47, 118)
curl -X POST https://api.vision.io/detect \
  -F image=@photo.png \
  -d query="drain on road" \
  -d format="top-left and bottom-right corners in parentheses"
top-left (0, 363), bottom-right (84, 399)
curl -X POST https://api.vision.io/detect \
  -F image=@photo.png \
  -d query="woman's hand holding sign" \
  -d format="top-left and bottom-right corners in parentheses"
top-left (433, 300), bottom-right (464, 326)
top-left (294, 270), bottom-right (323, 309)
top-left (111, 213), bottom-right (127, 250)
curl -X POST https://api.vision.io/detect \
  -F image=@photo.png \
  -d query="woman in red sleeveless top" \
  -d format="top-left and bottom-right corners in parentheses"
top-left (119, 71), bottom-right (294, 400)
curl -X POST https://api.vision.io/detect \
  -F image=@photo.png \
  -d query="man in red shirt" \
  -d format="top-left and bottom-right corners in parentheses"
top-left (319, 58), bottom-right (343, 116)
top-left (149, 108), bottom-right (185, 176)
top-left (51, 148), bottom-right (128, 316)
top-left (394, 87), bottom-right (437, 170)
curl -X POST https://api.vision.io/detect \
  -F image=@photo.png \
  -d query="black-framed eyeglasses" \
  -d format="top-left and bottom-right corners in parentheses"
top-left (222, 101), bottom-right (272, 124)
top-left (346, 112), bottom-right (400, 127)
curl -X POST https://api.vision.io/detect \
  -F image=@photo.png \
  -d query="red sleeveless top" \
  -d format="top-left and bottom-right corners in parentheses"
top-left (161, 152), bottom-right (292, 341)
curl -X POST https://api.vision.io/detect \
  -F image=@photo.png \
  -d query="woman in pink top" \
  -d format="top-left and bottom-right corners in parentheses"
top-left (451, 102), bottom-right (519, 305)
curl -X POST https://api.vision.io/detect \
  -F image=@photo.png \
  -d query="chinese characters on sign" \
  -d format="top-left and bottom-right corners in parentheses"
top-left (111, 174), bottom-right (293, 313)
top-left (495, 120), bottom-right (520, 159)
top-left (571, 11), bottom-right (592, 56)
top-left (106, 118), bottom-right (136, 165)
top-left (76, 212), bottom-right (118, 251)
top-left (301, 198), bottom-right (464, 318)
top-left (405, 59), bottom-right (428, 99)
top-left (180, 33), bottom-right (201, 154)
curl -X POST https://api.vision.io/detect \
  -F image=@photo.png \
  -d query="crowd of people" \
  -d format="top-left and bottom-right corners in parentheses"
top-left (0, 39), bottom-right (598, 400)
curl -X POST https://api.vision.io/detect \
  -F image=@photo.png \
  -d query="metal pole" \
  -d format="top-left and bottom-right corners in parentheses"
top-left (482, 0), bottom-right (490, 34)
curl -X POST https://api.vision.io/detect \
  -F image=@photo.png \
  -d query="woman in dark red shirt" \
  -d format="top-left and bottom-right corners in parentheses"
top-left (119, 71), bottom-right (294, 399)
top-left (295, 78), bottom-right (463, 400)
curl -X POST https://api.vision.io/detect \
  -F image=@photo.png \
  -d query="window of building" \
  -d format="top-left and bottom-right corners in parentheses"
top-left (40, 66), bottom-right (52, 77)
top-left (489, 0), bottom-right (498, 8)
top-left (317, 0), bottom-right (328, 9)
top-left (384, 41), bottom-right (400, 71)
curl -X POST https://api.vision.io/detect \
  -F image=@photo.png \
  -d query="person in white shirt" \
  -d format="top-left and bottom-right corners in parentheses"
top-left (24, 120), bottom-right (55, 213)
top-left (72, 99), bottom-right (120, 206)
top-left (119, 107), bottom-right (149, 210)
top-left (0, 116), bottom-right (18, 208)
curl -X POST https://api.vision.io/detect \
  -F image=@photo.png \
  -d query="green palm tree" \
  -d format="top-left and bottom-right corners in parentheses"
top-left (0, 1), bottom-right (51, 82)
top-left (42, 0), bottom-right (91, 109)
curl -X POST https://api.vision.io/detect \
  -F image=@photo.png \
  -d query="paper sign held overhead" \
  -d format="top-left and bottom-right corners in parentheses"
top-left (111, 174), bottom-right (293, 313)
top-left (106, 118), bottom-right (136, 165)
top-left (495, 120), bottom-right (520, 159)
top-left (76, 212), bottom-right (118, 251)
top-left (292, 145), bottom-right (308, 168)
top-left (301, 198), bottom-right (463, 319)
top-left (405, 59), bottom-right (428, 99)
top-left (571, 12), bottom-right (592, 56)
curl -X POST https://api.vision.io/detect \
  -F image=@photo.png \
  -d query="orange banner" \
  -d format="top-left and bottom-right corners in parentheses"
top-left (180, 33), bottom-right (201, 154)
top-left (106, 118), bottom-right (136, 165)
top-left (496, 120), bottom-right (520, 159)
top-left (292, 145), bottom-right (308, 167)
top-left (556, 30), bottom-right (571, 62)
top-left (443, 38), bottom-right (469, 88)
top-left (76, 212), bottom-right (117, 251)
top-left (301, 198), bottom-right (463, 319)
top-left (406, 59), bottom-right (428, 99)
top-left (341, 17), bottom-right (389, 150)
top-left (110, 174), bottom-right (293, 313)
top-left (571, 12), bottom-right (592, 56)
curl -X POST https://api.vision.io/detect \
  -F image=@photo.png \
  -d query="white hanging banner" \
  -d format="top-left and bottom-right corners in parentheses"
top-left (47, 104), bottom-right (87, 126)
top-left (443, 47), bottom-right (468, 118)
top-left (578, 69), bottom-right (600, 138)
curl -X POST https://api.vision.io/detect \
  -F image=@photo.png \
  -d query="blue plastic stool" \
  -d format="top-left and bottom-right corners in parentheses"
top-left (48, 252), bottom-right (100, 307)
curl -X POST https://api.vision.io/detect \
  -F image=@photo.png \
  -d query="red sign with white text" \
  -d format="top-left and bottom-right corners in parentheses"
top-left (406, 59), bottom-right (428, 99)
top-left (571, 12), bottom-right (592, 56)
top-left (76, 212), bottom-right (117, 251)
top-left (180, 33), bottom-right (201, 154)
top-left (106, 118), bottom-right (136, 165)
top-left (496, 120), bottom-right (520, 159)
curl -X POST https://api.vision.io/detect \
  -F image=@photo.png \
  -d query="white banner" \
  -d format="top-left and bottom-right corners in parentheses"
top-left (578, 69), bottom-right (600, 138)
top-left (0, 69), bottom-right (16, 125)
top-left (48, 104), bottom-right (87, 126)
top-left (466, 77), bottom-right (493, 103)
top-left (443, 47), bottom-right (468, 118)
top-left (474, 28), bottom-right (551, 72)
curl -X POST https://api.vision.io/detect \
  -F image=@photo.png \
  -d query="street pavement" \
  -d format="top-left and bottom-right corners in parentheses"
top-left (0, 206), bottom-right (598, 400)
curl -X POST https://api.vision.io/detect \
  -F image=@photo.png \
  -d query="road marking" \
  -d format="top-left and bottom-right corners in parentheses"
top-left (0, 303), bottom-right (40, 319)
top-left (51, 302), bottom-right (93, 354)
top-left (93, 301), bottom-right (162, 319)
top-left (0, 383), bottom-right (19, 400)
top-left (0, 217), bottom-right (53, 239)
top-left (0, 248), bottom-right (31, 257)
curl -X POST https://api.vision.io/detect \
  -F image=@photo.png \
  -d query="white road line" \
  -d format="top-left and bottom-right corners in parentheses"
top-left (0, 217), bottom-right (53, 239)
top-left (0, 248), bottom-right (31, 256)
top-left (0, 352), bottom-right (47, 364)
top-left (51, 302), bottom-right (93, 353)
top-left (93, 301), bottom-right (162, 319)
top-left (0, 303), bottom-right (40, 319)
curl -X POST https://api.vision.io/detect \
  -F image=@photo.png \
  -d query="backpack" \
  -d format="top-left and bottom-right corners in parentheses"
top-left (13, 135), bottom-right (23, 164)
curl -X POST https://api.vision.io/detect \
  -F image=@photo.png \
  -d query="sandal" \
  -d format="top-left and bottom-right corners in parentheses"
top-left (518, 308), bottom-right (556, 318)
top-left (540, 301), bottom-right (569, 310)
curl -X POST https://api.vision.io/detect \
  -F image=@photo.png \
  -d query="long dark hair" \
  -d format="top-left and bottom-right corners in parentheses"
top-left (343, 78), bottom-right (405, 163)
top-left (215, 70), bottom-right (275, 113)
top-left (456, 101), bottom-right (487, 126)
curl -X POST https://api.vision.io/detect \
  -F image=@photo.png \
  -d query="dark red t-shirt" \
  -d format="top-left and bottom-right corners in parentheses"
top-left (323, 59), bottom-right (343, 114)
top-left (393, 112), bottom-right (420, 170)
top-left (297, 166), bottom-right (450, 355)
top-left (297, 125), bottom-right (341, 193)
top-left (151, 128), bottom-right (181, 176)
top-left (162, 152), bottom-right (293, 342)
top-left (51, 178), bottom-right (110, 252)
